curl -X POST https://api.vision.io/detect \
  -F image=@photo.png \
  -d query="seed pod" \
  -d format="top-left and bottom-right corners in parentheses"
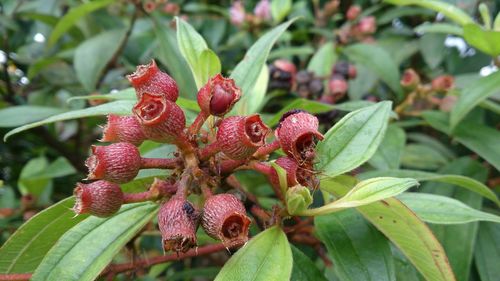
top-left (158, 197), bottom-right (199, 253)
top-left (400, 69), bottom-right (420, 90)
top-left (101, 115), bottom-right (146, 146)
top-left (197, 74), bottom-right (241, 116)
top-left (85, 142), bottom-right (141, 183)
top-left (201, 194), bottom-right (251, 248)
top-left (73, 180), bottom-right (123, 217)
top-left (217, 114), bottom-right (269, 160)
top-left (127, 60), bottom-right (179, 102)
top-left (133, 92), bottom-right (186, 143)
top-left (276, 110), bottom-right (324, 164)
top-left (270, 157), bottom-right (318, 189)
top-left (431, 75), bottom-right (454, 93)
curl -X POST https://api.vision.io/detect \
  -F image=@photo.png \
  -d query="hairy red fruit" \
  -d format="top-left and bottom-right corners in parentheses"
top-left (217, 114), bottom-right (270, 160)
top-left (400, 69), bottom-right (420, 90)
top-left (328, 75), bottom-right (348, 95)
top-left (197, 74), bottom-right (241, 116)
top-left (276, 110), bottom-right (324, 164)
top-left (101, 115), bottom-right (146, 146)
top-left (133, 93), bottom-right (185, 143)
top-left (85, 143), bottom-right (141, 184)
top-left (127, 60), bottom-right (179, 102)
top-left (158, 197), bottom-right (199, 253)
top-left (431, 75), bottom-right (454, 92)
top-left (201, 194), bottom-right (251, 248)
top-left (73, 180), bottom-right (123, 217)
top-left (270, 157), bottom-right (318, 189)
top-left (357, 16), bottom-right (376, 34)
top-left (346, 5), bottom-right (361, 20)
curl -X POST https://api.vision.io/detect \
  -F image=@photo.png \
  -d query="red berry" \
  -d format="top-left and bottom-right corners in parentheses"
top-left (357, 16), bottom-right (376, 34)
top-left (85, 142), bottom-right (142, 184)
top-left (276, 111), bottom-right (324, 164)
top-left (73, 180), bottom-right (123, 217)
top-left (201, 194), bottom-right (251, 248)
top-left (346, 5), bottom-right (361, 21)
top-left (101, 115), bottom-right (146, 146)
top-left (400, 69), bottom-right (421, 90)
top-left (158, 197), bottom-right (199, 253)
top-left (328, 75), bottom-right (348, 95)
top-left (431, 75), bottom-right (454, 92)
top-left (270, 157), bottom-right (318, 189)
top-left (127, 60), bottom-right (179, 102)
top-left (197, 74), bottom-right (241, 116)
top-left (273, 59), bottom-right (297, 81)
top-left (133, 93), bottom-right (186, 143)
top-left (217, 114), bottom-right (270, 160)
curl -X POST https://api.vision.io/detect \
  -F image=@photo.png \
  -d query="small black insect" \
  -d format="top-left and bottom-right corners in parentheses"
top-left (182, 201), bottom-right (195, 216)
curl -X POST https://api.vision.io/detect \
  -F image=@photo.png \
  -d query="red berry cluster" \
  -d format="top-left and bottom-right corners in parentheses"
top-left (72, 60), bottom-right (323, 253)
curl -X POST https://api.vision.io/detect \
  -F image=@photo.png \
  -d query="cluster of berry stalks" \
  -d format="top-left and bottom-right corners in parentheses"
top-left (73, 60), bottom-right (323, 254)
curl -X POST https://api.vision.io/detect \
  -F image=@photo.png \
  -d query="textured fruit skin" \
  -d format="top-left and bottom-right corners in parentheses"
top-left (126, 60), bottom-right (178, 102)
top-left (85, 142), bottom-right (141, 183)
top-left (431, 75), bottom-right (454, 92)
top-left (276, 111), bottom-right (324, 164)
top-left (401, 69), bottom-right (421, 90)
top-left (201, 194), bottom-right (251, 248)
top-left (133, 93), bottom-right (185, 143)
top-left (197, 74), bottom-right (241, 116)
top-left (158, 197), bottom-right (199, 253)
top-left (270, 157), bottom-right (317, 188)
top-left (101, 115), bottom-right (146, 146)
top-left (217, 114), bottom-right (269, 160)
top-left (73, 180), bottom-right (123, 217)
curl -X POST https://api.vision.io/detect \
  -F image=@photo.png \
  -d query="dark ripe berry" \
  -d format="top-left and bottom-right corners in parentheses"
top-left (431, 75), bottom-right (454, 93)
top-left (309, 78), bottom-right (324, 98)
top-left (346, 5), bottom-right (362, 21)
top-left (127, 60), bottom-right (178, 102)
top-left (270, 157), bottom-right (318, 189)
top-left (133, 93), bottom-right (185, 143)
top-left (276, 110), bottom-right (324, 165)
top-left (295, 70), bottom-right (312, 84)
top-left (73, 180), bottom-right (123, 217)
top-left (332, 61), bottom-right (350, 79)
top-left (158, 197), bottom-right (199, 253)
top-left (217, 114), bottom-right (270, 160)
top-left (197, 74), bottom-right (241, 117)
top-left (85, 142), bottom-right (141, 184)
top-left (101, 115), bottom-right (146, 146)
top-left (400, 68), bottom-right (421, 90)
top-left (201, 194), bottom-right (251, 248)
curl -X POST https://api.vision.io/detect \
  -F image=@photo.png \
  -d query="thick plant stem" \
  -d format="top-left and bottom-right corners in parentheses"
top-left (253, 139), bottom-right (280, 158)
top-left (123, 179), bottom-right (176, 203)
top-left (198, 141), bottom-right (221, 160)
top-left (141, 157), bottom-right (181, 169)
top-left (188, 111), bottom-right (209, 136)
top-left (247, 161), bottom-right (284, 201)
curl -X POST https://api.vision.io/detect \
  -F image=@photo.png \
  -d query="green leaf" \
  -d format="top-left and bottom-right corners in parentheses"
top-left (0, 106), bottom-right (65, 128)
top-left (271, 0), bottom-right (292, 23)
top-left (414, 23), bottom-right (464, 36)
top-left (463, 24), bottom-right (500, 56)
top-left (359, 169), bottom-right (499, 205)
top-left (32, 202), bottom-right (158, 281)
top-left (398, 193), bottom-right (500, 224)
top-left (315, 209), bottom-right (396, 281)
top-left (401, 144), bottom-right (448, 170)
top-left (419, 33), bottom-right (446, 69)
top-left (230, 18), bottom-right (297, 105)
top-left (290, 246), bottom-right (327, 281)
top-left (303, 177), bottom-right (417, 216)
top-left (215, 226), bottom-right (292, 281)
top-left (0, 198), bottom-right (88, 274)
top-left (48, 0), bottom-right (115, 46)
top-left (307, 42), bottom-right (337, 77)
top-left (474, 222), bottom-right (500, 281)
top-left (450, 71), bottom-right (500, 129)
top-left (74, 29), bottom-right (127, 92)
top-left (368, 125), bottom-right (406, 170)
top-left (176, 17), bottom-right (221, 89)
top-left (232, 65), bottom-right (269, 115)
top-left (343, 44), bottom-right (402, 99)
top-left (4, 100), bottom-right (135, 141)
top-left (316, 101), bottom-right (392, 178)
top-left (384, 0), bottom-right (474, 26)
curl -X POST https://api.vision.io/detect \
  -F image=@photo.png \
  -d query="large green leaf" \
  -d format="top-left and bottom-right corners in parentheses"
top-left (450, 71), bottom-right (500, 129)
top-left (271, 0), bottom-right (292, 23)
top-left (290, 246), bottom-right (327, 281)
top-left (233, 65), bottom-right (269, 115)
top-left (230, 18), bottom-right (297, 104)
top-left (315, 209), bottom-right (396, 281)
top-left (307, 42), bottom-right (337, 77)
top-left (74, 29), bottom-right (127, 92)
top-left (343, 44), bottom-right (402, 99)
top-left (463, 24), bottom-right (500, 57)
top-left (48, 0), bottom-right (115, 46)
top-left (0, 198), bottom-right (87, 274)
top-left (359, 169), bottom-right (499, 205)
top-left (215, 226), bottom-right (292, 281)
top-left (0, 106), bottom-right (65, 128)
top-left (398, 193), bottom-right (500, 224)
top-left (31, 202), bottom-right (158, 281)
top-left (4, 100), bottom-right (135, 141)
top-left (414, 23), bottom-right (464, 36)
top-left (316, 101), bottom-right (392, 178)
top-left (384, 0), bottom-right (474, 26)
top-left (474, 222), bottom-right (500, 281)
top-left (401, 144), bottom-right (448, 170)
top-left (368, 125), bottom-right (406, 170)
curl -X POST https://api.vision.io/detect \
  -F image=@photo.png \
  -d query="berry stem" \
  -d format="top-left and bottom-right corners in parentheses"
top-left (123, 179), bottom-right (176, 203)
top-left (245, 161), bottom-right (284, 201)
top-left (253, 139), bottom-right (280, 158)
top-left (141, 157), bottom-right (181, 169)
top-left (198, 141), bottom-right (221, 160)
top-left (188, 111), bottom-right (209, 136)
